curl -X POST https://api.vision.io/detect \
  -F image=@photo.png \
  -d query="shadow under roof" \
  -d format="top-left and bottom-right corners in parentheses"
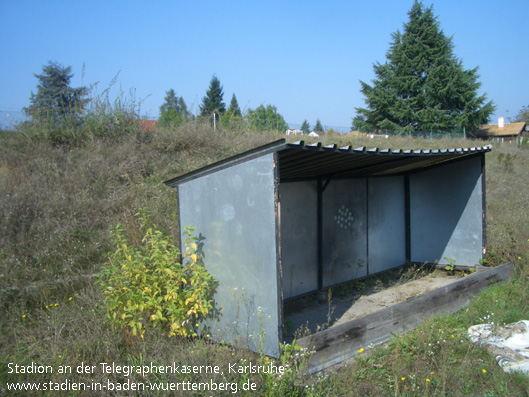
top-left (164, 139), bottom-right (492, 186)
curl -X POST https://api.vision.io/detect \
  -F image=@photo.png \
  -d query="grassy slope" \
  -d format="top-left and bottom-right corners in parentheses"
top-left (1, 123), bottom-right (528, 395)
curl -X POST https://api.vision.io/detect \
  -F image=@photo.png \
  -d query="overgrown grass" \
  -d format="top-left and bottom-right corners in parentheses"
top-left (1, 120), bottom-right (528, 395)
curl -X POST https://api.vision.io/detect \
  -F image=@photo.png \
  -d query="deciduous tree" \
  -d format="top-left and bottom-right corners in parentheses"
top-left (245, 104), bottom-right (288, 132)
top-left (513, 105), bottom-right (529, 124)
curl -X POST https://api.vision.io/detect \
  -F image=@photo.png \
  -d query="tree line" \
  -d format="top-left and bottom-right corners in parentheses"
top-left (159, 75), bottom-right (290, 133)
top-left (22, 1), bottom-right (527, 138)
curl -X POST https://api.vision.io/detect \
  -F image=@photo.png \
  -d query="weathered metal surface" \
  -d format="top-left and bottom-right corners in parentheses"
top-left (298, 262), bottom-right (514, 374)
top-left (410, 156), bottom-right (483, 266)
top-left (322, 179), bottom-right (368, 287)
top-left (367, 176), bottom-right (406, 274)
top-left (165, 139), bottom-right (286, 187)
top-left (280, 181), bottom-right (318, 299)
top-left (178, 153), bottom-right (281, 357)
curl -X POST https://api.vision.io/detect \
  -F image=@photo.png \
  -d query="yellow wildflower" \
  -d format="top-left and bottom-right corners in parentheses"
top-left (22, 314), bottom-right (26, 318)
top-left (401, 377), bottom-right (406, 381)
top-left (357, 348), bottom-right (364, 354)
top-left (68, 297), bottom-right (73, 301)
top-left (482, 369), bottom-right (487, 374)
top-left (426, 378), bottom-right (430, 383)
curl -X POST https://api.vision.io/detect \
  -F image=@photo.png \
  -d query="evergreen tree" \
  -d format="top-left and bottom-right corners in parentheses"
top-left (355, 1), bottom-right (494, 132)
top-left (159, 89), bottom-right (181, 127)
top-left (227, 93), bottom-right (242, 117)
top-left (199, 75), bottom-right (226, 122)
top-left (158, 89), bottom-right (190, 127)
top-left (178, 97), bottom-right (192, 122)
top-left (314, 119), bottom-right (324, 132)
top-left (300, 119), bottom-right (310, 134)
top-left (245, 104), bottom-right (288, 132)
top-left (25, 61), bottom-right (88, 125)
top-left (221, 93), bottom-right (243, 128)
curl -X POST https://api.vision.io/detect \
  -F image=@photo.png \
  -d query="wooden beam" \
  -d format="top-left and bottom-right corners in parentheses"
top-left (297, 262), bottom-right (514, 374)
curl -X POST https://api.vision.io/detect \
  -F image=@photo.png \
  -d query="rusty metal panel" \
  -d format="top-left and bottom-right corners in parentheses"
top-left (178, 153), bottom-right (280, 356)
top-left (280, 181), bottom-right (318, 299)
top-left (322, 179), bottom-right (368, 287)
top-left (410, 156), bottom-right (483, 266)
top-left (368, 176), bottom-right (406, 274)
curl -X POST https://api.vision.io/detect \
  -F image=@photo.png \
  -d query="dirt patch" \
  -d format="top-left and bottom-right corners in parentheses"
top-left (333, 273), bottom-right (459, 325)
top-left (284, 270), bottom-right (462, 340)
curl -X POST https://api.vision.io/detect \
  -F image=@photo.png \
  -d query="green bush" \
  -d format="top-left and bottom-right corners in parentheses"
top-left (99, 209), bottom-right (216, 339)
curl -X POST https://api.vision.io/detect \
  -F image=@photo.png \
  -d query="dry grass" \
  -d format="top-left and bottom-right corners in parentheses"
top-left (1, 122), bottom-right (529, 395)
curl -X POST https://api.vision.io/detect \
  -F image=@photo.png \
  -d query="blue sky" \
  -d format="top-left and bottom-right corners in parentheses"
top-left (1, 0), bottom-right (528, 132)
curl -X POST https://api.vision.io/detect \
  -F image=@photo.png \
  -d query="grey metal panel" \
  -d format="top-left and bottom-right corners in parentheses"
top-left (410, 156), bottom-right (483, 266)
top-left (322, 179), bottom-right (368, 287)
top-left (368, 176), bottom-right (406, 274)
top-left (280, 181), bottom-right (318, 299)
top-left (178, 153), bottom-right (280, 357)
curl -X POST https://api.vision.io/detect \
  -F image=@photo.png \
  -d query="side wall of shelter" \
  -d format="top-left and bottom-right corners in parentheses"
top-left (410, 155), bottom-right (484, 266)
top-left (178, 153), bottom-right (281, 357)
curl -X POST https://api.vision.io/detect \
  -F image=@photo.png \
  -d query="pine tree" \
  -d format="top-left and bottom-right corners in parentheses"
top-left (300, 120), bottom-right (310, 134)
top-left (227, 94), bottom-right (242, 117)
top-left (158, 89), bottom-right (190, 127)
top-left (25, 61), bottom-right (88, 125)
top-left (314, 119), bottom-right (324, 132)
top-left (355, 1), bottom-right (494, 132)
top-left (199, 75), bottom-right (226, 122)
top-left (178, 97), bottom-right (192, 122)
top-left (220, 93), bottom-right (243, 128)
top-left (159, 89), bottom-right (181, 127)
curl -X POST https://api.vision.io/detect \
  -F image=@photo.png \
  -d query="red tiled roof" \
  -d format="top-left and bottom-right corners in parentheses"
top-left (139, 120), bottom-right (157, 132)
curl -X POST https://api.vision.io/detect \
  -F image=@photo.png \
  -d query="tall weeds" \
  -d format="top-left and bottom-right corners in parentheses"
top-left (1, 117), bottom-right (528, 395)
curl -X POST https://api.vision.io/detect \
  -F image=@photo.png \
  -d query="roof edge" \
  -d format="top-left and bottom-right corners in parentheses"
top-left (164, 139), bottom-right (287, 187)
top-left (164, 139), bottom-right (492, 187)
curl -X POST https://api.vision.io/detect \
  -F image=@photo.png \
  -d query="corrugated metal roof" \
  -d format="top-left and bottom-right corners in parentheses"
top-left (279, 140), bottom-right (492, 180)
top-left (164, 139), bottom-right (492, 186)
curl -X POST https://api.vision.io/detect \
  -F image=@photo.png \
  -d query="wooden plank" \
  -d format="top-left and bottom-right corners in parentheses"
top-left (297, 262), bottom-right (514, 373)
